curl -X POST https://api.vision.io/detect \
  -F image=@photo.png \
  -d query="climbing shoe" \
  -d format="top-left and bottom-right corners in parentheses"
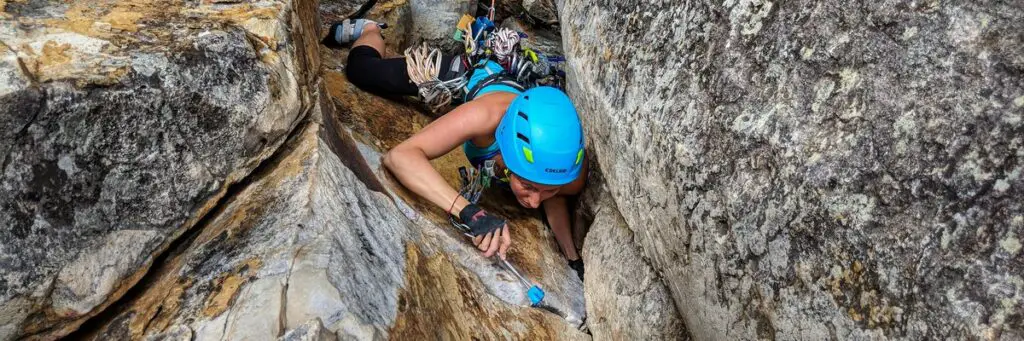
top-left (322, 19), bottom-right (381, 49)
top-left (568, 258), bottom-right (584, 281)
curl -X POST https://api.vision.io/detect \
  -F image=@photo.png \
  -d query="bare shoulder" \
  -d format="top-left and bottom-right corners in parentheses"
top-left (476, 92), bottom-right (519, 129)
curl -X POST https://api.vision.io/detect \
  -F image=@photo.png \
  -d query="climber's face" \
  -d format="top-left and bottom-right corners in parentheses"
top-left (509, 173), bottom-right (560, 209)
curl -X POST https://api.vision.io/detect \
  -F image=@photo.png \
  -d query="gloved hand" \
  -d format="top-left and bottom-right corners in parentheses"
top-left (459, 204), bottom-right (512, 258)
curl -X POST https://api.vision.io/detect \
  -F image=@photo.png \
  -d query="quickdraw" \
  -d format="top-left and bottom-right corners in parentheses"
top-left (449, 160), bottom-right (496, 235)
top-left (459, 16), bottom-right (566, 91)
top-left (448, 161), bottom-right (549, 308)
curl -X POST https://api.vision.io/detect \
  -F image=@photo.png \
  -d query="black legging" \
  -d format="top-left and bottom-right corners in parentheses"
top-left (346, 46), bottom-right (457, 97)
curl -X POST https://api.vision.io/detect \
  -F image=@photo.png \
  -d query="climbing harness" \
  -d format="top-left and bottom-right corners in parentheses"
top-left (449, 161), bottom-right (547, 307)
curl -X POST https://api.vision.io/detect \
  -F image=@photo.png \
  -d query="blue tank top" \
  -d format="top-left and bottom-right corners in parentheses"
top-left (461, 60), bottom-right (520, 186)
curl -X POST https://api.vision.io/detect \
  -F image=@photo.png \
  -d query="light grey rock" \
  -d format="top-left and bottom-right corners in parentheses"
top-left (0, 0), bottom-right (321, 339)
top-left (583, 193), bottom-right (687, 340)
top-left (407, 0), bottom-right (472, 52)
top-left (146, 325), bottom-right (193, 341)
top-left (562, 0), bottom-right (1024, 340)
top-left (279, 318), bottom-right (337, 341)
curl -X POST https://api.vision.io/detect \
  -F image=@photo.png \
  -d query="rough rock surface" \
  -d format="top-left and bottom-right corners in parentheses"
top-left (66, 28), bottom-right (587, 340)
top-left (145, 325), bottom-right (192, 341)
top-left (521, 0), bottom-right (558, 25)
top-left (0, 0), bottom-right (320, 339)
top-left (501, 18), bottom-right (562, 57)
top-left (407, 0), bottom-right (471, 52)
top-left (280, 318), bottom-right (337, 341)
top-left (491, 0), bottom-right (559, 26)
top-left (78, 82), bottom-right (587, 341)
top-left (583, 192), bottom-right (686, 340)
top-left (2, 0), bottom-right (586, 340)
top-left (563, 0), bottom-right (1023, 339)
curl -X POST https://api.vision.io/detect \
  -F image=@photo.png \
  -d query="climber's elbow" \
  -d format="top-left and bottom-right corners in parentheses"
top-left (383, 149), bottom-right (400, 173)
top-left (383, 146), bottom-right (418, 174)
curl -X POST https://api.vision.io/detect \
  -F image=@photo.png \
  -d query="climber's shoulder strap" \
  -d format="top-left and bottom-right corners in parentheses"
top-left (464, 72), bottom-right (525, 100)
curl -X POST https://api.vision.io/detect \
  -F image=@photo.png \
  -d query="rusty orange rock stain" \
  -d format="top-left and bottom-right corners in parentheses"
top-left (40, 40), bottom-right (71, 65)
top-left (202, 258), bottom-right (262, 318)
top-left (127, 277), bottom-right (193, 337)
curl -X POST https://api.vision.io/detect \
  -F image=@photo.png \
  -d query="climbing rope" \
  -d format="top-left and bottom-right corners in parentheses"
top-left (404, 44), bottom-right (469, 112)
top-left (488, 28), bottom-right (520, 65)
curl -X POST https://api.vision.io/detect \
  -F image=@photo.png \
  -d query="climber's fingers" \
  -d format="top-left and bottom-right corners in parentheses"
top-left (484, 227), bottom-right (503, 258)
top-left (477, 232), bottom-right (493, 252)
top-left (497, 225), bottom-right (511, 259)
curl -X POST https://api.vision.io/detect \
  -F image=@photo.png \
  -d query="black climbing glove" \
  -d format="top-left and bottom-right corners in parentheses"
top-left (459, 204), bottom-right (506, 237)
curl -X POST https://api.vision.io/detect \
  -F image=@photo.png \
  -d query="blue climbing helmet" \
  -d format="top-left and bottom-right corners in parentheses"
top-left (496, 86), bottom-right (584, 186)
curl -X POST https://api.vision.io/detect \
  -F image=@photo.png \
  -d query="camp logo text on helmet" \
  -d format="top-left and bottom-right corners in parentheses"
top-left (496, 87), bottom-right (584, 186)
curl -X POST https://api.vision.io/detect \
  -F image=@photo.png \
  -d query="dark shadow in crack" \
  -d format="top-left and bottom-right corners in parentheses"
top-left (320, 92), bottom-right (386, 193)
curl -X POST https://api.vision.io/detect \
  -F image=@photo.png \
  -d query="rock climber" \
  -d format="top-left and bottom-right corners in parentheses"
top-left (323, 16), bottom-right (587, 280)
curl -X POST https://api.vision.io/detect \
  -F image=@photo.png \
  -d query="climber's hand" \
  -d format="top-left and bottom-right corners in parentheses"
top-left (473, 224), bottom-right (511, 259)
top-left (460, 204), bottom-right (512, 259)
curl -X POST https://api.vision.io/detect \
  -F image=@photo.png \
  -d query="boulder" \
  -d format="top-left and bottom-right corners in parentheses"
top-left (562, 0), bottom-right (1024, 339)
top-left (583, 192), bottom-right (686, 340)
top-left (0, 0), bottom-right (320, 338)
top-left (280, 318), bottom-right (337, 341)
top-left (522, 0), bottom-right (558, 25)
top-left (71, 43), bottom-right (587, 340)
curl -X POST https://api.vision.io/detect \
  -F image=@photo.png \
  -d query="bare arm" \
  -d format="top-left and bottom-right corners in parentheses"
top-left (542, 155), bottom-right (588, 260)
top-left (383, 100), bottom-right (496, 216)
top-left (542, 196), bottom-right (580, 260)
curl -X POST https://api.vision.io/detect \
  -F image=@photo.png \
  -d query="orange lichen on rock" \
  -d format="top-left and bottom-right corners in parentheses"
top-left (210, 3), bottom-right (282, 21)
top-left (126, 278), bottom-right (193, 337)
top-left (55, 0), bottom-right (185, 37)
top-left (202, 258), bottom-right (263, 318)
top-left (39, 40), bottom-right (71, 65)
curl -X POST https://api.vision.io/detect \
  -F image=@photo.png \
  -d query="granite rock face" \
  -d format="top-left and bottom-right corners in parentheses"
top-left (563, 0), bottom-right (1023, 339)
top-left (582, 191), bottom-right (687, 340)
top-left (79, 73), bottom-right (588, 340)
top-left (521, 0), bottom-right (558, 25)
top-left (501, 18), bottom-right (562, 57)
top-left (1, 0), bottom-right (586, 340)
top-left (490, 0), bottom-right (559, 26)
top-left (407, 0), bottom-right (472, 52)
top-left (280, 319), bottom-right (338, 341)
top-left (0, 0), bottom-right (320, 339)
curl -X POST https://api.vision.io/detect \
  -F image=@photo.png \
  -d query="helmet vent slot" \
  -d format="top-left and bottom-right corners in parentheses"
top-left (516, 133), bottom-right (531, 143)
top-left (517, 111), bottom-right (529, 121)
